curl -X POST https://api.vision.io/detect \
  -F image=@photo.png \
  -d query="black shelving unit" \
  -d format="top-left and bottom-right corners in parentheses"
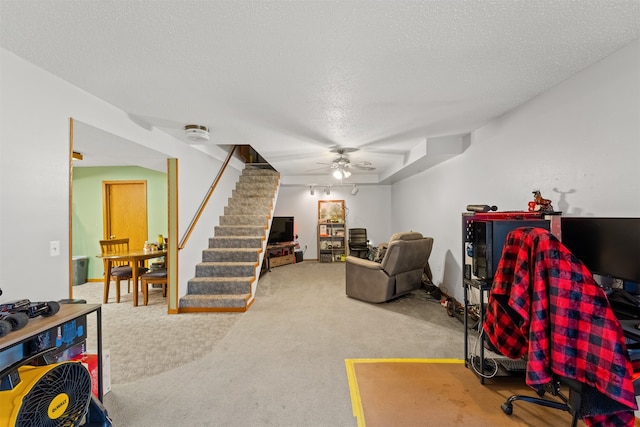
top-left (461, 211), bottom-right (555, 383)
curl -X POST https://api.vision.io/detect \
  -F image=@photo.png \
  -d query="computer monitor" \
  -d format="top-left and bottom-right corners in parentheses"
top-left (560, 217), bottom-right (640, 284)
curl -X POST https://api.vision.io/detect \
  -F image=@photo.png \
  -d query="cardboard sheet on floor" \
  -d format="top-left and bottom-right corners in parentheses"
top-left (345, 358), bottom-right (597, 427)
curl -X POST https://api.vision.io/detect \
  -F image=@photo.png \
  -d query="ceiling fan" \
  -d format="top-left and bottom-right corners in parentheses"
top-left (310, 148), bottom-right (376, 180)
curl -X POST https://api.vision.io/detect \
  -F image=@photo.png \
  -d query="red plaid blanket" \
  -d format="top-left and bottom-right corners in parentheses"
top-left (483, 227), bottom-right (636, 426)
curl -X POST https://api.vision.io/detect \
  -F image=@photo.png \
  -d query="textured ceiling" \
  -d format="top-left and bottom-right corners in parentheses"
top-left (1, 1), bottom-right (639, 184)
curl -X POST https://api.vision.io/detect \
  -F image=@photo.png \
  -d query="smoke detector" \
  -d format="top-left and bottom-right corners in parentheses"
top-left (184, 124), bottom-right (210, 143)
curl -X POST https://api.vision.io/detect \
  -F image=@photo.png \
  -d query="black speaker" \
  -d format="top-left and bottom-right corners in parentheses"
top-left (295, 251), bottom-right (303, 263)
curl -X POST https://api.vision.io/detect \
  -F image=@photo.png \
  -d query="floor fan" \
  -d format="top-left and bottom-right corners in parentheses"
top-left (0, 349), bottom-right (92, 427)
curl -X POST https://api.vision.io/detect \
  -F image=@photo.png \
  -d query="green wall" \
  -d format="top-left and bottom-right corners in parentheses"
top-left (72, 166), bottom-right (168, 281)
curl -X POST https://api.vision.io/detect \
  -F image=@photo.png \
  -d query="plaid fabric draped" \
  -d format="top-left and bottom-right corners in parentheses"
top-left (483, 227), bottom-right (636, 427)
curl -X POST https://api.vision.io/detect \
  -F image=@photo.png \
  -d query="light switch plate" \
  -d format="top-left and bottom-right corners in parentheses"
top-left (50, 240), bottom-right (60, 256)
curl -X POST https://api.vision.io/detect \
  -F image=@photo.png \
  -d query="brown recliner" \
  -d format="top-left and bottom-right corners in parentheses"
top-left (345, 232), bottom-right (434, 303)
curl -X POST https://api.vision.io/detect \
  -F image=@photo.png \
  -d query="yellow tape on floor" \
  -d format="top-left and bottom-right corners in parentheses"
top-left (344, 358), bottom-right (464, 427)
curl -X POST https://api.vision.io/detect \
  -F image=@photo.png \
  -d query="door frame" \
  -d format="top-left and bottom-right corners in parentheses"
top-left (69, 117), bottom-right (176, 310)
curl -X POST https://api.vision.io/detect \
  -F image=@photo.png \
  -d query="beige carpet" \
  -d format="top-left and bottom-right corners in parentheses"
top-left (345, 359), bottom-right (589, 427)
top-left (76, 262), bottom-right (462, 425)
top-left (72, 281), bottom-right (243, 385)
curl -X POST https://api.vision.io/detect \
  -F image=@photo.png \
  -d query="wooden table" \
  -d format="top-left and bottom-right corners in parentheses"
top-left (98, 249), bottom-right (167, 306)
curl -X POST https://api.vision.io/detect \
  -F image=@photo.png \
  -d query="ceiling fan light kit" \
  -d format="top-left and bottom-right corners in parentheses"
top-left (306, 147), bottom-right (375, 180)
top-left (333, 169), bottom-right (351, 180)
top-left (184, 124), bottom-right (210, 143)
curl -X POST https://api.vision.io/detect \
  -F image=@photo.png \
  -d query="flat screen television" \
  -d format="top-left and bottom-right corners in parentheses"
top-left (560, 217), bottom-right (640, 284)
top-left (268, 216), bottom-right (294, 245)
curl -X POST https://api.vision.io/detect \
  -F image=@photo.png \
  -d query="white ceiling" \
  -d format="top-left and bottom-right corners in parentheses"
top-left (2, 1), bottom-right (639, 184)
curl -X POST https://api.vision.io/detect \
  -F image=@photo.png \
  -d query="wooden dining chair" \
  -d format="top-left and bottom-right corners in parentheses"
top-left (99, 238), bottom-right (147, 303)
top-left (140, 268), bottom-right (168, 306)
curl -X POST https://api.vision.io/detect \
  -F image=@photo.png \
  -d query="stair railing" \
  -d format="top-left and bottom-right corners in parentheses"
top-left (178, 145), bottom-right (238, 250)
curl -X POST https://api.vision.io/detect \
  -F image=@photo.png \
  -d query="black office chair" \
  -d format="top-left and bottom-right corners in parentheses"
top-left (501, 377), bottom-right (597, 427)
top-left (348, 228), bottom-right (369, 259)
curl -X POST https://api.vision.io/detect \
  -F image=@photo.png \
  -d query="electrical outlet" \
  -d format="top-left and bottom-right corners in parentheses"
top-left (304, 244), bottom-right (308, 250)
top-left (50, 240), bottom-right (60, 256)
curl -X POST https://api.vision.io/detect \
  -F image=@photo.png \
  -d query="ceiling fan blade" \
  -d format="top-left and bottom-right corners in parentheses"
top-left (353, 161), bottom-right (373, 167)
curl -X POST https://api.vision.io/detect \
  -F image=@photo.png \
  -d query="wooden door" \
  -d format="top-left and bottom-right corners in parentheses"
top-left (103, 180), bottom-right (148, 251)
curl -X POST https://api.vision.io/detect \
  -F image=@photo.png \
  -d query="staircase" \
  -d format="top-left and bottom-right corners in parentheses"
top-left (178, 166), bottom-right (280, 312)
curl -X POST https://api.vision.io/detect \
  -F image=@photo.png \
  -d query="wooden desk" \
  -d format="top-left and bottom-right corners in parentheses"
top-left (98, 249), bottom-right (167, 306)
top-left (0, 303), bottom-right (104, 401)
top-left (265, 243), bottom-right (296, 271)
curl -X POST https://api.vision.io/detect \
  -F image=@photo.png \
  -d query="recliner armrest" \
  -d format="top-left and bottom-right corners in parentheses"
top-left (345, 256), bottom-right (384, 270)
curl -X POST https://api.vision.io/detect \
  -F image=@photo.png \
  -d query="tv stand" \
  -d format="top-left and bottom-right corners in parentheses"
top-left (265, 243), bottom-right (296, 271)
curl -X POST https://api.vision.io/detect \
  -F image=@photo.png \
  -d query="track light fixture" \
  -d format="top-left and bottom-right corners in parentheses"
top-left (351, 184), bottom-right (359, 195)
top-left (324, 186), bottom-right (331, 195)
top-left (309, 185), bottom-right (315, 196)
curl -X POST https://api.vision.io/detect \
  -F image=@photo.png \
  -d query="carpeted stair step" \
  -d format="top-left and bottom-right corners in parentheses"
top-left (232, 188), bottom-right (276, 198)
top-left (209, 236), bottom-right (264, 248)
top-left (239, 167), bottom-right (279, 175)
top-left (238, 176), bottom-right (277, 187)
top-left (238, 167), bottom-right (280, 182)
top-left (227, 196), bottom-right (273, 209)
top-left (179, 294), bottom-right (251, 309)
top-left (224, 205), bottom-right (273, 216)
top-left (195, 261), bottom-right (257, 277)
top-left (186, 277), bottom-right (253, 295)
top-left (233, 179), bottom-right (276, 188)
top-left (234, 181), bottom-right (277, 192)
top-left (239, 173), bottom-right (278, 181)
top-left (214, 225), bottom-right (266, 237)
top-left (220, 215), bottom-right (270, 226)
top-left (202, 248), bottom-right (260, 263)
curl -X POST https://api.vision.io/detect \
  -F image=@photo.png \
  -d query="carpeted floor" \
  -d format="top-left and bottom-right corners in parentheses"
top-left (345, 359), bottom-right (588, 427)
top-left (72, 261), bottom-right (626, 426)
top-left (80, 261), bottom-right (465, 425)
top-left (72, 280), bottom-right (243, 385)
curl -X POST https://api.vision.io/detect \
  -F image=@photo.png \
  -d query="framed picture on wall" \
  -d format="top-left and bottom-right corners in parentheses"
top-left (318, 200), bottom-right (344, 223)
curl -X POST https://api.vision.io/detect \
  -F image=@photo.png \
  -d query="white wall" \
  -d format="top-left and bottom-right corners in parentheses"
top-left (0, 49), bottom-right (241, 300)
top-left (390, 39), bottom-right (640, 302)
top-left (274, 185), bottom-right (392, 259)
top-left (3, 37), bottom-right (638, 303)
